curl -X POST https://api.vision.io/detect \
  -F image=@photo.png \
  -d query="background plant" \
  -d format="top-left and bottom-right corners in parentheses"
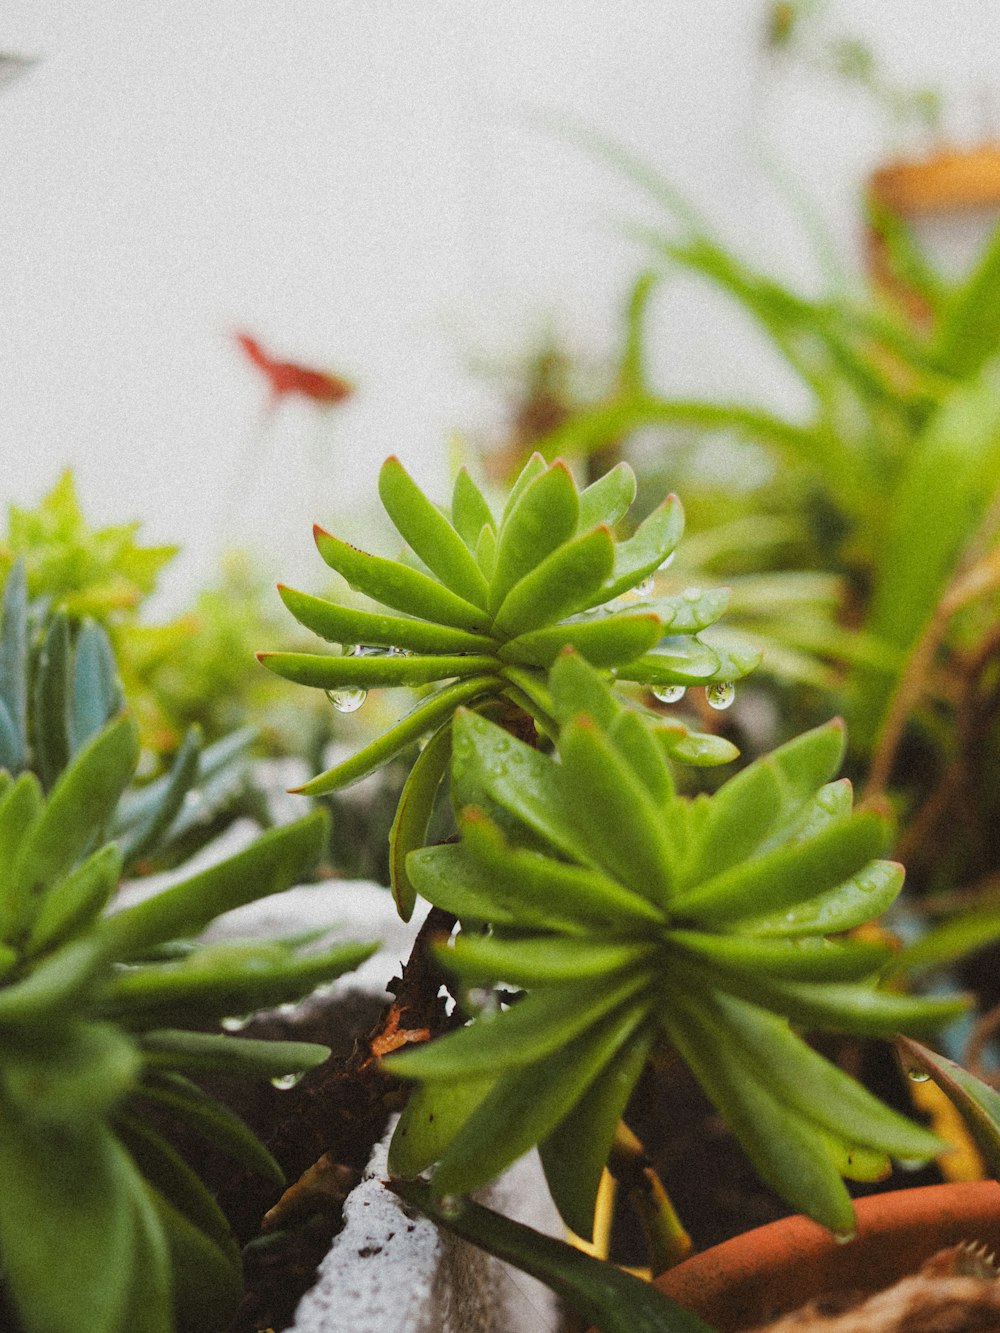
top-left (0, 708), bottom-right (375, 1333)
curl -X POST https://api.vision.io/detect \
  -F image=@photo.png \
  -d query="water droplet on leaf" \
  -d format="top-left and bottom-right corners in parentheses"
top-left (906, 1067), bottom-right (931, 1083)
top-left (634, 575), bottom-right (654, 597)
top-left (271, 1071), bottom-right (305, 1091)
top-left (327, 687), bottom-right (367, 713)
top-left (705, 680), bottom-right (735, 711)
top-left (652, 684), bottom-right (687, 704)
top-left (221, 1015), bottom-right (251, 1033)
top-left (438, 1194), bottom-right (463, 1219)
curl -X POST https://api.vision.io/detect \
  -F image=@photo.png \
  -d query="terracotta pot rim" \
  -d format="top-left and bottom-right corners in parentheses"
top-left (653, 1180), bottom-right (1000, 1333)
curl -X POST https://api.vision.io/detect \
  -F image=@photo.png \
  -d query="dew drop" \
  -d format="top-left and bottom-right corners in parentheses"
top-left (659, 551), bottom-right (676, 570)
top-left (906, 1067), bottom-right (931, 1083)
top-left (634, 575), bottom-right (654, 597)
top-left (705, 680), bottom-right (736, 711)
top-left (652, 684), bottom-right (687, 704)
top-left (271, 1071), bottom-right (305, 1091)
top-left (326, 687), bottom-right (367, 713)
top-left (437, 1194), bottom-right (463, 1219)
top-left (895, 1155), bottom-right (928, 1173)
top-left (220, 1015), bottom-right (250, 1033)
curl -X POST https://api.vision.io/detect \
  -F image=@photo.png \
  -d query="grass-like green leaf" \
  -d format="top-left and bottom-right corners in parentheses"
top-left (436, 934), bottom-right (655, 988)
top-left (99, 810), bottom-right (328, 961)
top-left (139, 1030), bottom-right (331, 1079)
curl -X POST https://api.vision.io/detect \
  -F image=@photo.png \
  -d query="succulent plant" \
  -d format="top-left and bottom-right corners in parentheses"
top-left (0, 558), bottom-right (261, 875)
top-left (0, 708), bottom-right (375, 1333)
top-left (384, 651), bottom-right (965, 1239)
top-left (260, 453), bottom-right (759, 916)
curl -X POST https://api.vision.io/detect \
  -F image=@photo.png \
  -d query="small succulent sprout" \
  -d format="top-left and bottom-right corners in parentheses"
top-left (261, 454), bottom-right (758, 917)
top-left (384, 652), bottom-right (965, 1240)
top-left (0, 713), bottom-right (376, 1333)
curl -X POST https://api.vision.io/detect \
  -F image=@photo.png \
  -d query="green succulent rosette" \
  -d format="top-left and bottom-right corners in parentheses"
top-left (384, 652), bottom-right (965, 1239)
top-left (0, 715), bottom-right (375, 1333)
top-left (260, 453), bottom-right (759, 917)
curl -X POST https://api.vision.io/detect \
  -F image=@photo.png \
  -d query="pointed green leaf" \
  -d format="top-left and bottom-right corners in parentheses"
top-left (489, 461), bottom-right (581, 615)
top-left (100, 939), bottom-right (377, 1026)
top-left (621, 637), bottom-right (721, 685)
top-left (436, 934), bottom-right (654, 988)
top-left (132, 1072), bottom-right (286, 1187)
top-left (298, 675), bottom-right (498, 796)
top-left (139, 1030), bottom-right (331, 1079)
top-left (71, 621), bottom-right (124, 753)
top-left (277, 583), bottom-right (497, 654)
top-left (670, 811), bottom-right (887, 925)
top-left (379, 456), bottom-right (490, 607)
top-left (431, 1001), bottom-right (649, 1198)
top-left (500, 451), bottom-right (547, 523)
top-left (607, 707), bottom-right (675, 805)
top-left (558, 714), bottom-right (675, 903)
top-left (32, 611), bottom-right (72, 789)
top-left (385, 971), bottom-right (650, 1083)
top-left (451, 708), bottom-right (595, 867)
top-left (451, 467), bottom-right (495, 549)
top-left (669, 930), bottom-right (891, 981)
top-left (732, 857), bottom-right (905, 937)
top-left (586, 495), bottom-right (684, 606)
top-left (8, 714), bottom-right (138, 928)
top-left (119, 725), bottom-right (201, 872)
top-left (475, 521), bottom-right (497, 579)
top-left (0, 771), bottom-right (43, 939)
top-left (388, 1074), bottom-right (496, 1178)
top-left (549, 648), bottom-right (621, 729)
top-left (896, 1036), bottom-right (1000, 1180)
top-left (411, 821), bottom-right (663, 933)
top-left (663, 992), bottom-right (857, 1233)
top-left (654, 721), bottom-right (740, 767)
top-left (684, 993), bottom-right (940, 1160)
top-left (577, 462), bottom-right (638, 532)
top-left (500, 610), bottom-right (663, 668)
top-left (313, 527), bottom-right (492, 633)
top-left (24, 842), bottom-right (122, 956)
top-left (540, 1023), bottom-right (656, 1240)
top-left (493, 526), bottom-right (616, 637)
top-left (258, 649), bottom-right (497, 690)
top-left (389, 720), bottom-right (453, 920)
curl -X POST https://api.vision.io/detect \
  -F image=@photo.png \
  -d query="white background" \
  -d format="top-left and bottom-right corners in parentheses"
top-left (2, 2), bottom-right (998, 607)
